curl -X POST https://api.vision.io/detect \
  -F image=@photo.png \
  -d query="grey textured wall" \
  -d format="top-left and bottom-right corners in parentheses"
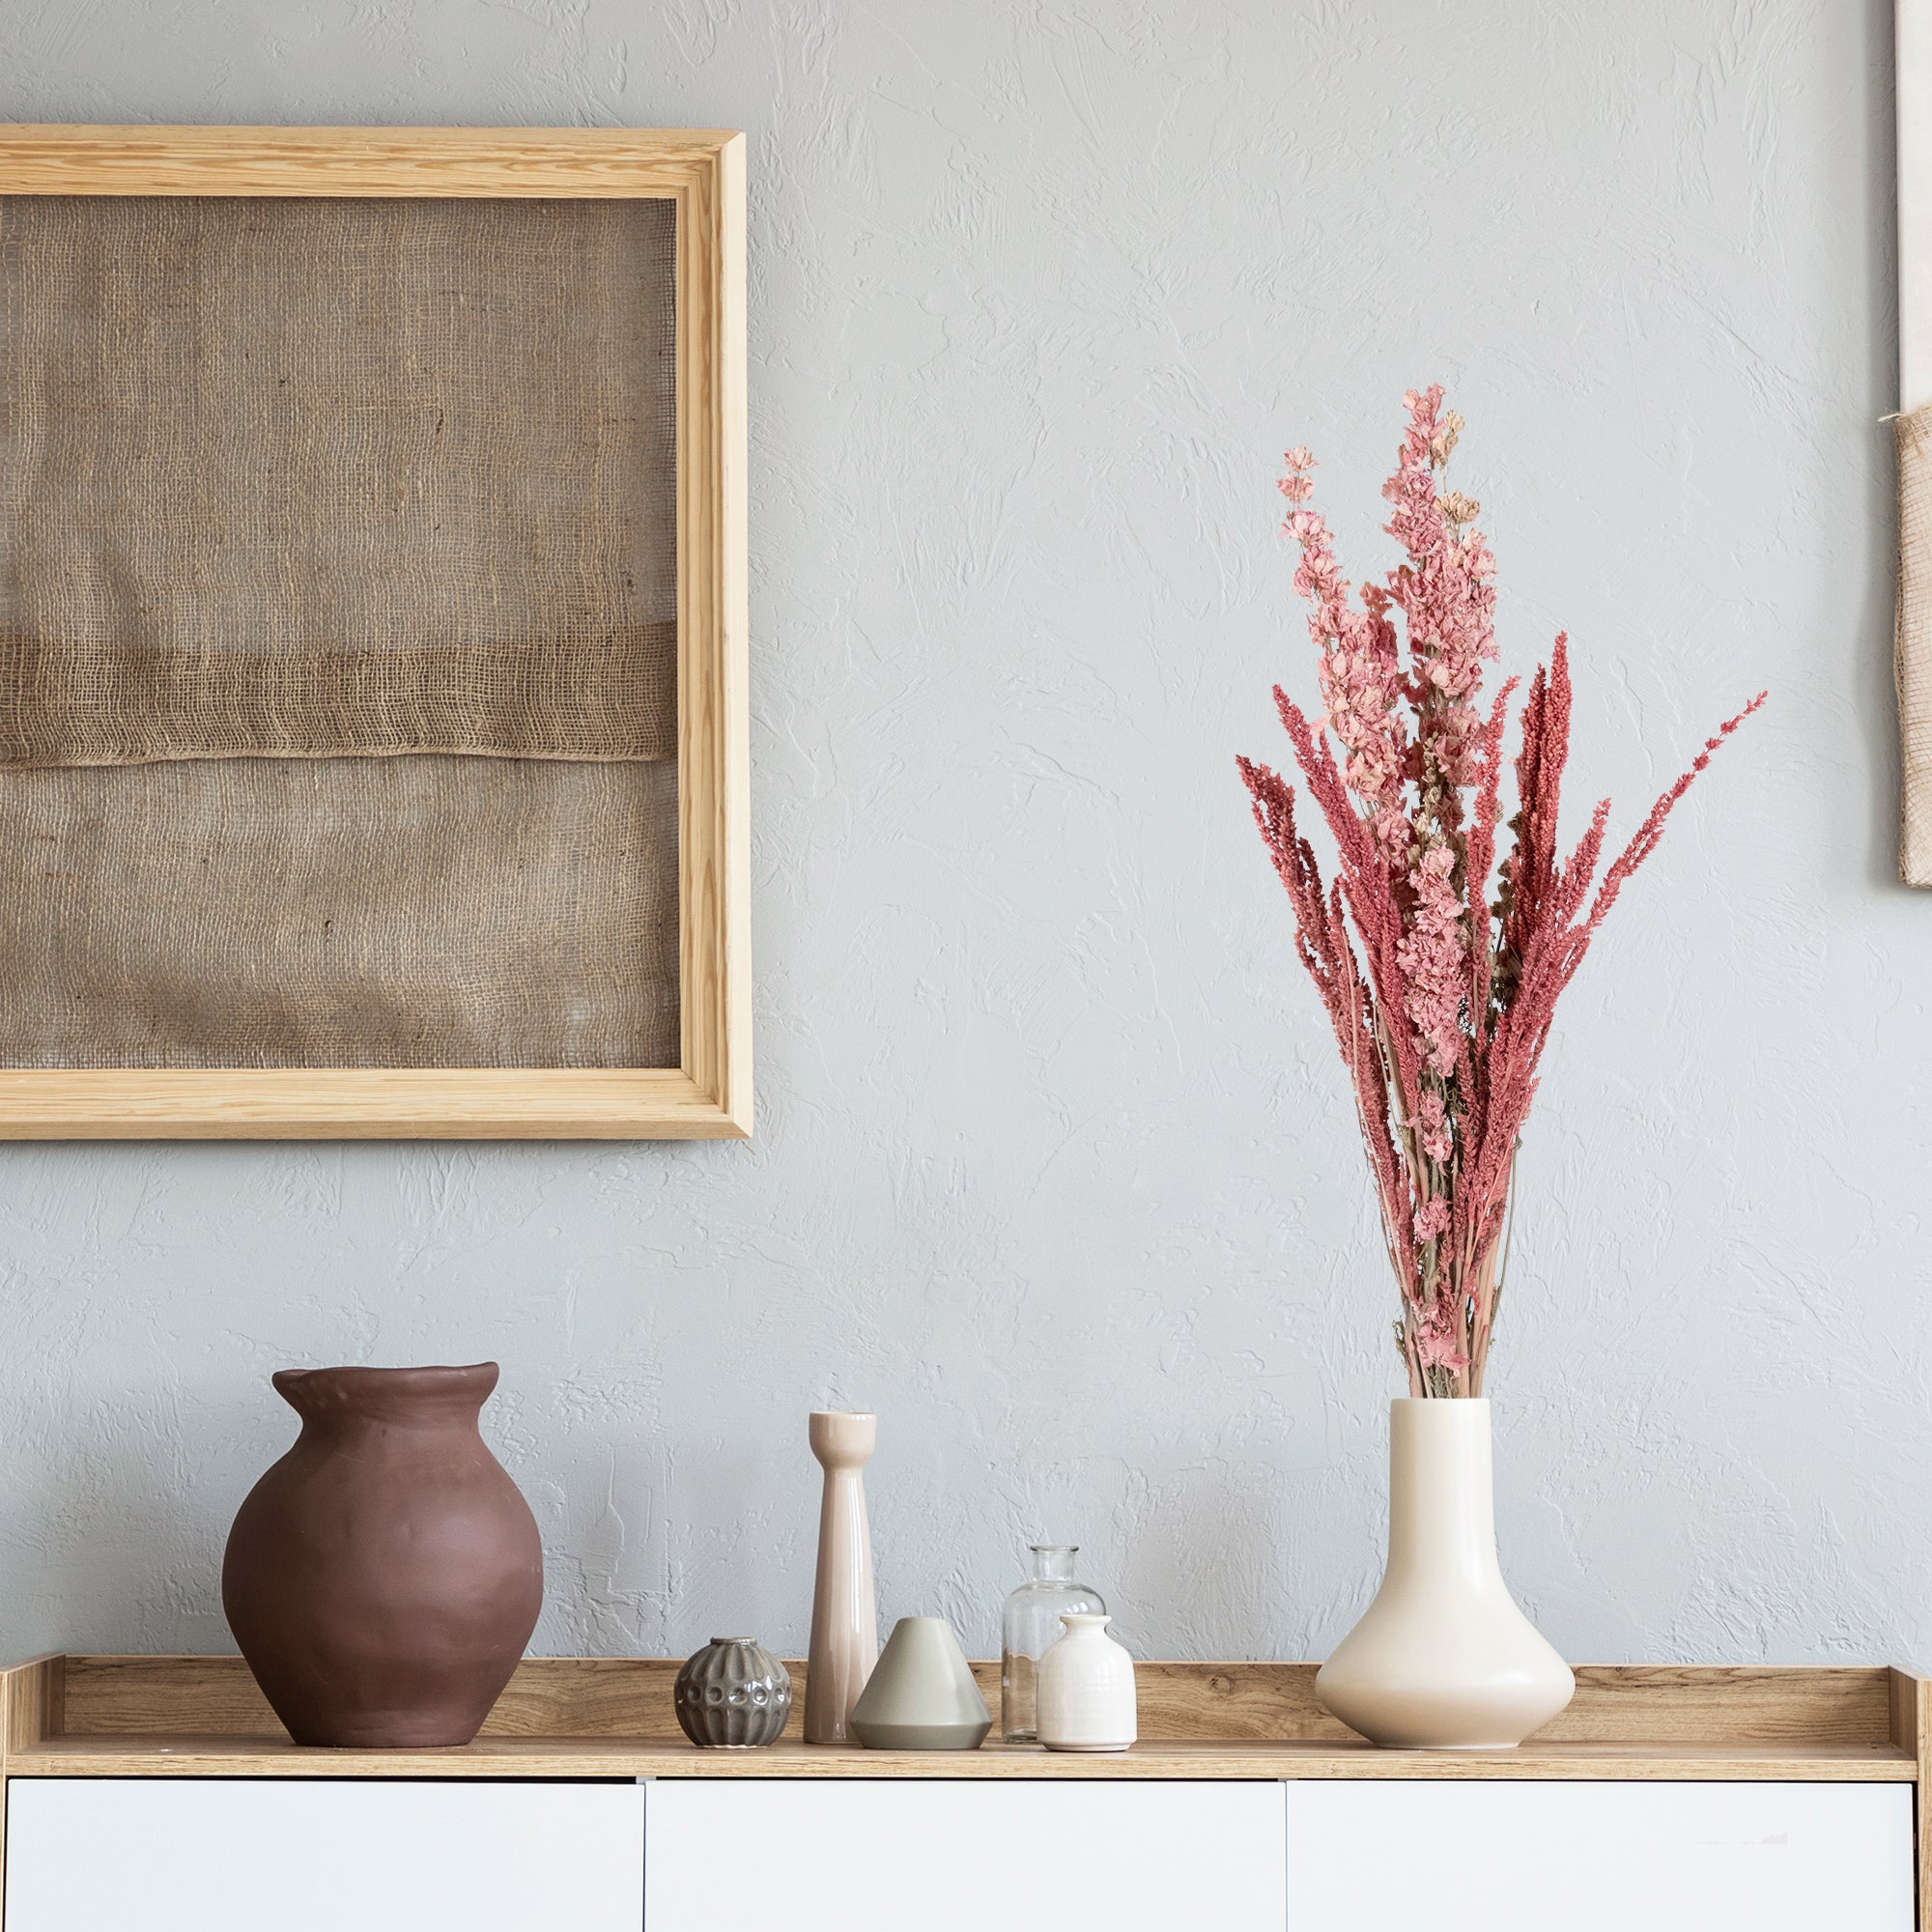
top-left (0, 0), bottom-right (1916, 1668)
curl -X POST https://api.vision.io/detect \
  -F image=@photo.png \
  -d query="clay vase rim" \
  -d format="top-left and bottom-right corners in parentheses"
top-left (271, 1362), bottom-right (500, 1421)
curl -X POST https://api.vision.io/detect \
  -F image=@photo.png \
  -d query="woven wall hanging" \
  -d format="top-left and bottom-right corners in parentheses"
top-left (1901, 4), bottom-right (1932, 886)
top-left (0, 126), bottom-right (748, 1138)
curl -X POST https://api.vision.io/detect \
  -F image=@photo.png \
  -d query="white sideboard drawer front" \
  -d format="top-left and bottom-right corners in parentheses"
top-left (644, 1778), bottom-right (1287, 1932)
top-left (4, 1777), bottom-right (646, 1932)
top-left (1286, 1780), bottom-right (1914, 1932)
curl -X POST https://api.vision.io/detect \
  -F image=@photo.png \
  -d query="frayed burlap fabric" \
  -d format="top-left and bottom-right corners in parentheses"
top-left (1897, 402), bottom-right (1932, 886)
top-left (0, 756), bottom-right (679, 1069)
top-left (0, 194), bottom-right (675, 764)
top-left (0, 195), bottom-right (680, 1066)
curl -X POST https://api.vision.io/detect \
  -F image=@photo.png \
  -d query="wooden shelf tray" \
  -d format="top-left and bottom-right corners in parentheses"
top-left (3, 1655), bottom-right (1922, 1784)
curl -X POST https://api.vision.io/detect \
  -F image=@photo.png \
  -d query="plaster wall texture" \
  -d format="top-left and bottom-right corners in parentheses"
top-left (0, 0), bottom-right (1916, 1669)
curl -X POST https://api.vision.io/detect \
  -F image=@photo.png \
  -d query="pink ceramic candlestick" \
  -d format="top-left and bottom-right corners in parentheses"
top-left (804, 1410), bottom-right (878, 1745)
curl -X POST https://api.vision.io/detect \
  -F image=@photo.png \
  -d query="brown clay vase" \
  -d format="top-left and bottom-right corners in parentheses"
top-left (221, 1363), bottom-right (544, 1747)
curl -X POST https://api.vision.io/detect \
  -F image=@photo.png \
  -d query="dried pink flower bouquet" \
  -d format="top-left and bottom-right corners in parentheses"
top-left (1238, 388), bottom-right (1762, 1398)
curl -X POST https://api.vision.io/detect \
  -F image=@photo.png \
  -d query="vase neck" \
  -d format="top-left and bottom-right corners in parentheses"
top-left (1384, 1398), bottom-right (1501, 1579)
top-left (274, 1364), bottom-right (496, 1434)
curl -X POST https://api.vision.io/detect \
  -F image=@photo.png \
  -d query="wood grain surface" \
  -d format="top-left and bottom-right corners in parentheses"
top-left (45, 1653), bottom-right (1903, 1745)
top-left (0, 124), bottom-right (737, 196)
top-left (7, 1732), bottom-right (1913, 1783)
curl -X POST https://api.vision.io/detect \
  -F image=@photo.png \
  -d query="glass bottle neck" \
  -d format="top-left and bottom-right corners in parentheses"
top-left (1031, 1546), bottom-right (1076, 1583)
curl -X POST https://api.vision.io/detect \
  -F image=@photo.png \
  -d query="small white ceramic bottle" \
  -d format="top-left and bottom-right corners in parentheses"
top-left (1037, 1612), bottom-right (1136, 1751)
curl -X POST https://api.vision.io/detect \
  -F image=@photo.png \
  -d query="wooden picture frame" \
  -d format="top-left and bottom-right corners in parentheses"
top-left (1904, 4), bottom-right (1932, 416)
top-left (0, 125), bottom-right (750, 1139)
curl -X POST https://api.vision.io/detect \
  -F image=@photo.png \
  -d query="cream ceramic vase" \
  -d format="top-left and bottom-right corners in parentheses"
top-left (1037, 1612), bottom-right (1137, 1752)
top-left (1316, 1398), bottom-right (1574, 1749)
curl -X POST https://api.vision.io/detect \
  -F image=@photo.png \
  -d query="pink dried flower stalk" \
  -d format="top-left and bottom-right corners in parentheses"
top-left (1240, 388), bottom-right (1764, 1396)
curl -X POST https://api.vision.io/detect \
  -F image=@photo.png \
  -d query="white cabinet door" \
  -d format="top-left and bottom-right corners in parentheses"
top-left (1286, 1781), bottom-right (1913, 1932)
top-left (5, 1778), bottom-right (645, 1932)
top-left (645, 1779), bottom-right (1286, 1932)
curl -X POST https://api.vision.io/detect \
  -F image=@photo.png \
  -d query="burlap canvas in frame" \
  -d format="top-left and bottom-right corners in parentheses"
top-left (0, 191), bottom-right (681, 1068)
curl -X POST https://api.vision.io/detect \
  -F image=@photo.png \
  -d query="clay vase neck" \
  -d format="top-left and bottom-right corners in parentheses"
top-left (1314, 1398), bottom-right (1575, 1749)
top-left (803, 1410), bottom-right (878, 1745)
top-left (272, 1362), bottom-right (497, 1434)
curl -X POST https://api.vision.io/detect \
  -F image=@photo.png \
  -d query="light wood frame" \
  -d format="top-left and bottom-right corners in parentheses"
top-left (0, 126), bottom-right (751, 1140)
top-left (1905, 4), bottom-right (1932, 413)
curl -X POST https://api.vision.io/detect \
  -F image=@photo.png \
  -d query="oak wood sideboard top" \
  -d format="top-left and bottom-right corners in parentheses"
top-left (0, 1654), bottom-right (1920, 1784)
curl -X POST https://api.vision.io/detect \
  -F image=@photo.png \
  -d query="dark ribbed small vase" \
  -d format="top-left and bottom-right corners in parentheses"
top-left (674, 1637), bottom-right (793, 1747)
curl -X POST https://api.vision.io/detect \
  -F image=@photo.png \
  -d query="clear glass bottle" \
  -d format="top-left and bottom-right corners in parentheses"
top-left (1000, 1544), bottom-right (1106, 1743)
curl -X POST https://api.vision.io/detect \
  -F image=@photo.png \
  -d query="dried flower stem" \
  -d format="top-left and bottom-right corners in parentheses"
top-left (1241, 388), bottom-right (1764, 1393)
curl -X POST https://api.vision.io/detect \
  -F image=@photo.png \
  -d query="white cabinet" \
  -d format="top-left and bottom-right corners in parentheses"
top-left (1285, 1780), bottom-right (1915, 1932)
top-left (5, 1771), bottom-right (1916, 1932)
top-left (642, 1778), bottom-right (1288, 1932)
top-left (4, 1778), bottom-right (646, 1932)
